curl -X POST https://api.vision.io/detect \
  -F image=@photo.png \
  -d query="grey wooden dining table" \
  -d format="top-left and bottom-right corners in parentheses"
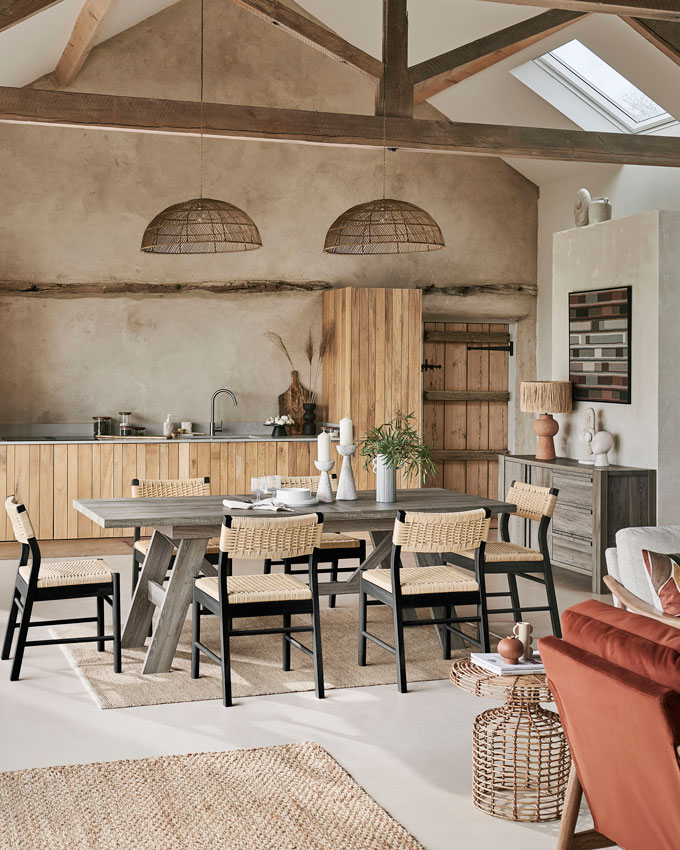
top-left (74, 488), bottom-right (515, 675)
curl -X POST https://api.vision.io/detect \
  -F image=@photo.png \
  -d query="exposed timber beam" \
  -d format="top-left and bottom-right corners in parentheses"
top-left (2, 86), bottom-right (680, 166)
top-left (622, 15), bottom-right (680, 64)
top-left (410, 10), bottom-right (587, 103)
top-left (479, 0), bottom-right (680, 22)
top-left (0, 280), bottom-right (333, 296)
top-left (230, 0), bottom-right (382, 79)
top-left (377, 0), bottom-right (413, 117)
top-left (0, 0), bottom-right (63, 33)
top-left (55, 0), bottom-right (119, 86)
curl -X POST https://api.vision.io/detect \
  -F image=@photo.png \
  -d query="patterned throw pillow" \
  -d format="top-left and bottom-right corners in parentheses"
top-left (641, 550), bottom-right (680, 617)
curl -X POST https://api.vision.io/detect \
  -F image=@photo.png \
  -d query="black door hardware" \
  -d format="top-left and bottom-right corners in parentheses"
top-left (467, 342), bottom-right (514, 356)
top-left (421, 359), bottom-right (442, 373)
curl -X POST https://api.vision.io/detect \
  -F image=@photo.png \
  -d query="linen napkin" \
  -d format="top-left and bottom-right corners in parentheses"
top-left (223, 497), bottom-right (293, 512)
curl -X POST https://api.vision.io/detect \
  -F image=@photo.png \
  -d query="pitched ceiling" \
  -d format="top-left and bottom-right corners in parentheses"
top-left (1, 0), bottom-right (679, 186)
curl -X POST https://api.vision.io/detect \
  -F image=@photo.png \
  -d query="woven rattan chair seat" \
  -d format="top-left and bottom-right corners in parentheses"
top-left (133, 538), bottom-right (221, 556)
top-left (319, 533), bottom-right (361, 549)
top-left (458, 541), bottom-right (544, 563)
top-left (19, 558), bottom-right (113, 589)
top-left (363, 565), bottom-right (478, 595)
top-left (196, 573), bottom-right (312, 605)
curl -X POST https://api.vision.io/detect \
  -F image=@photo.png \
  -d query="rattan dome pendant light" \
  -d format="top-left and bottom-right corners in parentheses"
top-left (323, 5), bottom-right (443, 255)
top-left (141, 0), bottom-right (261, 255)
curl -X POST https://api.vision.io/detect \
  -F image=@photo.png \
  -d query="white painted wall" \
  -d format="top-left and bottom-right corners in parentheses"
top-left (548, 211), bottom-right (680, 524)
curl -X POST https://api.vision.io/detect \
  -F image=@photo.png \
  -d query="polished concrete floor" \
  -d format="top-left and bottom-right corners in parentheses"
top-left (0, 540), bottom-right (608, 849)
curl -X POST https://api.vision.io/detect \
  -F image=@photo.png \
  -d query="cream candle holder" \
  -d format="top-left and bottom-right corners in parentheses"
top-left (314, 459), bottom-right (335, 503)
top-left (336, 444), bottom-right (358, 500)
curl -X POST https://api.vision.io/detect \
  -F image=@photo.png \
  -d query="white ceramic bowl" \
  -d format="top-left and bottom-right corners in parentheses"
top-left (277, 487), bottom-right (312, 505)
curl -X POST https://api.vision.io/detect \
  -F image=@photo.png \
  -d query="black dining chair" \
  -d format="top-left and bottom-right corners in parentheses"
top-left (2, 495), bottom-right (121, 681)
top-left (359, 507), bottom-right (492, 693)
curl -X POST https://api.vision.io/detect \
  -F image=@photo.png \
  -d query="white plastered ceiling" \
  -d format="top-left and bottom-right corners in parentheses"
top-left (1, 0), bottom-right (680, 187)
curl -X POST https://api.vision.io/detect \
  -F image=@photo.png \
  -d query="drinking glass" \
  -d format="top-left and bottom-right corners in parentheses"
top-left (251, 477), bottom-right (265, 503)
top-left (265, 474), bottom-right (281, 494)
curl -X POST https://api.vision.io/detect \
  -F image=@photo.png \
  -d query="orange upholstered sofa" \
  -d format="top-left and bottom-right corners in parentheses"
top-left (539, 599), bottom-right (680, 850)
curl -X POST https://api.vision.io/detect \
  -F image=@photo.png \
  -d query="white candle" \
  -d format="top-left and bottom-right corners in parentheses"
top-left (317, 431), bottom-right (331, 462)
top-left (339, 417), bottom-right (353, 447)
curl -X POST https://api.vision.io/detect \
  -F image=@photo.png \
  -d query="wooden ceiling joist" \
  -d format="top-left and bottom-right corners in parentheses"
top-left (2, 85), bottom-right (680, 166)
top-left (55, 0), bottom-right (119, 86)
top-left (0, 0), bottom-right (63, 33)
top-left (409, 10), bottom-right (588, 103)
top-left (480, 0), bottom-right (680, 22)
top-left (230, 0), bottom-right (383, 79)
top-left (378, 0), bottom-right (412, 117)
top-left (622, 16), bottom-right (680, 64)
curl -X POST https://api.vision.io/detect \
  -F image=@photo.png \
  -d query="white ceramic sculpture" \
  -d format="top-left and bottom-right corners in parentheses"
top-left (574, 188), bottom-right (591, 227)
top-left (591, 430), bottom-right (614, 467)
top-left (579, 407), bottom-right (596, 465)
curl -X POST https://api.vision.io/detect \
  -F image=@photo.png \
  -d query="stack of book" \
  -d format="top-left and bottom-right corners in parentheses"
top-left (471, 652), bottom-right (544, 676)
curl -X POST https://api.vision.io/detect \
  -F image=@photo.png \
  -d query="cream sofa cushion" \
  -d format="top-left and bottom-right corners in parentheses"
top-left (614, 526), bottom-right (680, 606)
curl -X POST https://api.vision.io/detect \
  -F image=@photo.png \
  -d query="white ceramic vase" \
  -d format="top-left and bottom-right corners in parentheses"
top-left (372, 454), bottom-right (397, 503)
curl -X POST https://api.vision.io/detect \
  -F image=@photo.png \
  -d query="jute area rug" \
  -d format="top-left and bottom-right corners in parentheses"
top-left (0, 741), bottom-right (425, 850)
top-left (56, 605), bottom-right (474, 709)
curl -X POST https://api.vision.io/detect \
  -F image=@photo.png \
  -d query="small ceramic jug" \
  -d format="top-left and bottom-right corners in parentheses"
top-left (513, 622), bottom-right (534, 662)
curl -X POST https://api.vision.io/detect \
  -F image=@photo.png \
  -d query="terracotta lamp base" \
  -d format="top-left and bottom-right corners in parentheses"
top-left (533, 413), bottom-right (559, 461)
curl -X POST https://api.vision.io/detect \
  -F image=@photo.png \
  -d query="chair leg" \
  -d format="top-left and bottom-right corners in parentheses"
top-left (10, 592), bottom-right (34, 682)
top-left (358, 588), bottom-right (367, 666)
top-left (111, 574), bottom-right (122, 673)
top-left (392, 604), bottom-right (407, 693)
top-left (220, 616), bottom-right (232, 707)
top-left (263, 559), bottom-right (272, 575)
top-left (443, 605), bottom-right (452, 660)
top-left (328, 558), bottom-right (338, 609)
top-left (507, 574), bottom-right (522, 624)
top-left (96, 595), bottom-right (105, 652)
top-left (477, 586), bottom-right (491, 654)
top-left (557, 763), bottom-right (583, 850)
top-left (543, 559), bottom-right (562, 638)
top-left (283, 559), bottom-right (291, 575)
top-left (191, 596), bottom-right (201, 679)
top-left (2, 588), bottom-right (20, 660)
top-left (282, 613), bottom-right (291, 671)
top-left (311, 601), bottom-right (324, 700)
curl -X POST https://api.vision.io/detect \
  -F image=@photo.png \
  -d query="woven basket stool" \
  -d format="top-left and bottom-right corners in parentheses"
top-left (450, 658), bottom-right (571, 822)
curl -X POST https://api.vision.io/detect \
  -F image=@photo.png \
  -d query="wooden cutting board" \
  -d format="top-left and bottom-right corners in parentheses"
top-left (278, 370), bottom-right (311, 435)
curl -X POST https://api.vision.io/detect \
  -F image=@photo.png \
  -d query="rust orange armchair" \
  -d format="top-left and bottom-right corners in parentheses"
top-left (539, 600), bottom-right (680, 850)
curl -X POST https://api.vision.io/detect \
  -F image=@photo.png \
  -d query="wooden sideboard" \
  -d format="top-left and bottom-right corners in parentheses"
top-left (498, 454), bottom-right (656, 593)
top-left (0, 440), bottom-right (319, 542)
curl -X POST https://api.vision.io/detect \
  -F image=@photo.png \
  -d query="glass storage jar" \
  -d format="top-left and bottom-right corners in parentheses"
top-left (93, 416), bottom-right (112, 437)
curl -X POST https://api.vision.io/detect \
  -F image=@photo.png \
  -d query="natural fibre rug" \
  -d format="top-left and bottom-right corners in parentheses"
top-left (0, 741), bottom-right (425, 850)
top-left (55, 605), bottom-right (474, 709)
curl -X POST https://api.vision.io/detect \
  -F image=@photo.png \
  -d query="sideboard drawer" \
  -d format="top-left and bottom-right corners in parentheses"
top-left (552, 502), bottom-right (594, 539)
top-left (552, 471), bottom-right (593, 508)
top-left (552, 532), bottom-right (593, 573)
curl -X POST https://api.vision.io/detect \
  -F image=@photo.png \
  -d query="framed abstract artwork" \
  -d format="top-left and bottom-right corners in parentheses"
top-left (568, 286), bottom-right (631, 404)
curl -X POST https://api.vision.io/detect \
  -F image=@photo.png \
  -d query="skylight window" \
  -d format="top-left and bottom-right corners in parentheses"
top-left (534, 39), bottom-right (675, 134)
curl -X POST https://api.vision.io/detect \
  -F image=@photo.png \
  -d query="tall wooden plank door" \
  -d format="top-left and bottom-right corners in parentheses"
top-left (422, 321), bottom-right (510, 500)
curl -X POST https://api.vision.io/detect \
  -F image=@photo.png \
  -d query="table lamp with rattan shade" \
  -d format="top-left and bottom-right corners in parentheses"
top-left (520, 381), bottom-right (573, 461)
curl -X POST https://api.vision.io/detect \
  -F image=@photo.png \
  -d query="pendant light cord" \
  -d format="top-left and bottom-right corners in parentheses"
top-left (199, 0), bottom-right (205, 200)
top-left (382, 0), bottom-right (388, 201)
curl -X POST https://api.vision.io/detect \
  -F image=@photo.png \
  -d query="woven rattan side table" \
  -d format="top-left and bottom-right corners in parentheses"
top-left (450, 659), bottom-right (571, 822)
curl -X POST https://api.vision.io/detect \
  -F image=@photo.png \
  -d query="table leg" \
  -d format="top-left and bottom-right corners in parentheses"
top-left (320, 533), bottom-right (394, 597)
top-left (122, 530), bottom-right (176, 648)
top-left (141, 537), bottom-right (209, 674)
top-left (414, 551), bottom-right (465, 650)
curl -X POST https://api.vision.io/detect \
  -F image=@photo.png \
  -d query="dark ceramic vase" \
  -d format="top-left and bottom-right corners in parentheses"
top-left (271, 425), bottom-right (288, 438)
top-left (302, 402), bottom-right (317, 436)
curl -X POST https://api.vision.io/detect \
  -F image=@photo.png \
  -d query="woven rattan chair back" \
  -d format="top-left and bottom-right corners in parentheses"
top-left (220, 513), bottom-right (323, 560)
top-left (506, 481), bottom-right (557, 522)
top-left (279, 475), bottom-right (337, 494)
top-left (4, 496), bottom-right (36, 544)
top-left (131, 477), bottom-right (211, 498)
top-left (392, 509), bottom-right (490, 554)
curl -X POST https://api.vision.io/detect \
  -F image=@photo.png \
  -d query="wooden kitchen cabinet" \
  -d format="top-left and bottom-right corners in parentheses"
top-left (498, 454), bottom-right (656, 593)
top-left (0, 440), bottom-right (318, 541)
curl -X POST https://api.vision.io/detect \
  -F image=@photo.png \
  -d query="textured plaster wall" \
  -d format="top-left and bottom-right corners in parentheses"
top-left (0, 0), bottom-right (539, 426)
top-left (550, 211), bottom-right (680, 523)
